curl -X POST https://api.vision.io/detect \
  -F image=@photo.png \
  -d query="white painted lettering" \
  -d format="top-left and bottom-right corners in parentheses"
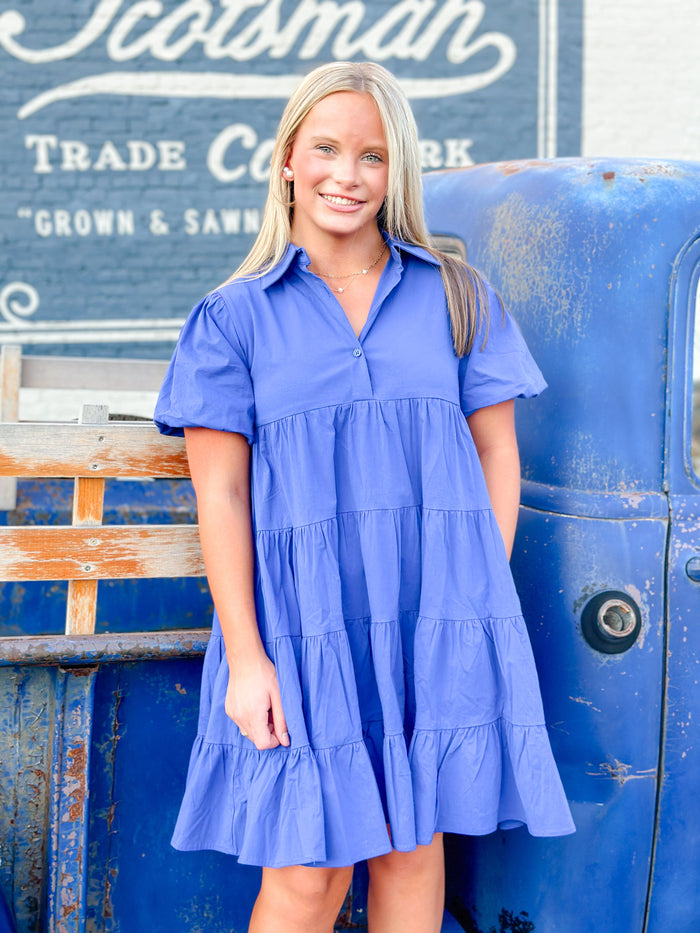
top-left (25, 134), bottom-right (57, 173)
top-left (73, 209), bottom-right (92, 236)
top-left (410, 0), bottom-right (480, 61)
top-left (201, 208), bottom-right (221, 234)
top-left (93, 141), bottom-right (128, 171)
top-left (183, 208), bottom-right (200, 235)
top-left (54, 210), bottom-right (72, 236)
top-left (182, 207), bottom-right (260, 234)
top-left (116, 210), bottom-right (135, 234)
top-left (25, 135), bottom-right (185, 172)
top-left (419, 139), bottom-right (444, 169)
top-left (107, 1), bottom-right (172, 62)
top-left (149, 209), bottom-right (170, 234)
top-left (419, 137), bottom-right (475, 169)
top-left (148, 0), bottom-right (212, 61)
top-left (249, 138), bottom-right (273, 182)
top-left (0, 0), bottom-right (122, 63)
top-left (157, 140), bottom-right (187, 170)
top-left (444, 137), bottom-right (474, 166)
top-left (30, 209), bottom-right (136, 237)
top-left (219, 208), bottom-right (241, 233)
top-left (207, 123), bottom-right (257, 182)
top-left (93, 210), bottom-right (115, 235)
top-left (3, 0), bottom-right (515, 80)
top-left (204, 0), bottom-right (274, 58)
top-left (341, 0), bottom-right (435, 60)
top-left (127, 139), bottom-right (158, 170)
top-left (285, 0), bottom-right (370, 60)
top-left (219, 0), bottom-right (283, 60)
top-left (34, 209), bottom-right (52, 237)
top-left (60, 140), bottom-right (91, 171)
top-left (243, 208), bottom-right (260, 233)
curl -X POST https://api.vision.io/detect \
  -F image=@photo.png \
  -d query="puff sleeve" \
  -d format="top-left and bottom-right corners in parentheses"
top-left (458, 281), bottom-right (547, 417)
top-left (154, 290), bottom-right (255, 443)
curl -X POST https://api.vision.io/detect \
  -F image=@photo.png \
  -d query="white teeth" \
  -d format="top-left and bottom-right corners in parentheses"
top-left (322, 195), bottom-right (359, 206)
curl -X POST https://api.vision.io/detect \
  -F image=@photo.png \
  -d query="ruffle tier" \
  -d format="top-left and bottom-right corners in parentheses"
top-left (251, 396), bottom-right (494, 530)
top-left (172, 613), bottom-right (575, 866)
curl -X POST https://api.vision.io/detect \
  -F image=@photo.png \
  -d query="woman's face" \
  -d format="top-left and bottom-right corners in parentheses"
top-left (286, 91), bottom-right (389, 249)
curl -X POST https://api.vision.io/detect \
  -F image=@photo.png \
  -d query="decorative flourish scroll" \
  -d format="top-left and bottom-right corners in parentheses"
top-left (0, 282), bottom-right (40, 325)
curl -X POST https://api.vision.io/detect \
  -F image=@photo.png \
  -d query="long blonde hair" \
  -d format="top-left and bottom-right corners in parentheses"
top-left (229, 61), bottom-right (488, 356)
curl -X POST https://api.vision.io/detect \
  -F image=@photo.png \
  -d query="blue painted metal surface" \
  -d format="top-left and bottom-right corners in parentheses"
top-left (0, 887), bottom-right (16, 933)
top-left (423, 158), bottom-right (700, 932)
top-left (645, 233), bottom-right (700, 932)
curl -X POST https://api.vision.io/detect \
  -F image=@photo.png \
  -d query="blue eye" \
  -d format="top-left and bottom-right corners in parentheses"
top-left (364, 152), bottom-right (383, 163)
top-left (316, 145), bottom-right (333, 154)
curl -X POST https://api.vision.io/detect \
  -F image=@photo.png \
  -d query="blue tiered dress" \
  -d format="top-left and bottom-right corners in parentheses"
top-left (154, 235), bottom-right (575, 868)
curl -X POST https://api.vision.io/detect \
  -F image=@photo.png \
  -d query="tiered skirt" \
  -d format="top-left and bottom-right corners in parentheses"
top-left (171, 398), bottom-right (575, 866)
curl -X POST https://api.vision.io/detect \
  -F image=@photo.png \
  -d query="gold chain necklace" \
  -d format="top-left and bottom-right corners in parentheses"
top-left (311, 242), bottom-right (387, 294)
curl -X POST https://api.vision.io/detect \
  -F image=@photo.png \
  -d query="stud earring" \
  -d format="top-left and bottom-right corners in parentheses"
top-left (282, 166), bottom-right (294, 180)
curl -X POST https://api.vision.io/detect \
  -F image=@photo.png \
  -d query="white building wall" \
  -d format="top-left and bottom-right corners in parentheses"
top-left (583, 0), bottom-right (700, 160)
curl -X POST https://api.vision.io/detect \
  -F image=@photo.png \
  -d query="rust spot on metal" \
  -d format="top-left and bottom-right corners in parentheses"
top-left (496, 159), bottom-right (554, 176)
top-left (603, 171), bottom-right (615, 182)
top-left (65, 743), bottom-right (88, 821)
top-left (106, 802), bottom-right (117, 832)
top-left (103, 873), bottom-right (115, 919)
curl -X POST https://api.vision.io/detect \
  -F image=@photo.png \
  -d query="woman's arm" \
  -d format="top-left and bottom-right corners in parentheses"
top-left (184, 426), bottom-right (289, 750)
top-left (466, 399), bottom-right (521, 559)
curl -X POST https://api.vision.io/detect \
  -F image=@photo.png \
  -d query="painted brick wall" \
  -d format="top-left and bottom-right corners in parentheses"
top-left (1, 0), bottom-right (583, 355)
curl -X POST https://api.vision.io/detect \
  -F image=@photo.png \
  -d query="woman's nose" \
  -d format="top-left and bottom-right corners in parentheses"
top-left (332, 156), bottom-right (359, 187)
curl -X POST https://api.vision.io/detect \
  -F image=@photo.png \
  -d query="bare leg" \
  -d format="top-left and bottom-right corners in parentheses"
top-left (366, 834), bottom-right (445, 933)
top-left (249, 863), bottom-right (354, 933)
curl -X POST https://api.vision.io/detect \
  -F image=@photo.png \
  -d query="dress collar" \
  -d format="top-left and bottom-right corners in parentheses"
top-left (259, 233), bottom-right (441, 290)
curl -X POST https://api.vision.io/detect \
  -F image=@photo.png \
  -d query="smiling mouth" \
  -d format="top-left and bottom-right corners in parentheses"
top-left (320, 194), bottom-right (363, 206)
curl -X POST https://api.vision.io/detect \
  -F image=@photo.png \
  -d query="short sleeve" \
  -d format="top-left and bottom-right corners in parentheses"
top-left (154, 290), bottom-right (255, 443)
top-left (458, 281), bottom-right (547, 417)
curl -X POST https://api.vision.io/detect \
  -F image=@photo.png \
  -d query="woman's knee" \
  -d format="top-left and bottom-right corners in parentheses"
top-left (260, 864), bottom-right (353, 919)
top-left (368, 834), bottom-right (444, 883)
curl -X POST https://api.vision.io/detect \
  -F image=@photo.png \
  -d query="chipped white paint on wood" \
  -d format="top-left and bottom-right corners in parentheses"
top-left (0, 525), bottom-right (204, 581)
top-left (0, 422), bottom-right (189, 477)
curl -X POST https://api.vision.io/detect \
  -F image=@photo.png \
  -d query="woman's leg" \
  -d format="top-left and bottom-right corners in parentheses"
top-left (249, 863), bottom-right (354, 933)
top-left (366, 833), bottom-right (445, 933)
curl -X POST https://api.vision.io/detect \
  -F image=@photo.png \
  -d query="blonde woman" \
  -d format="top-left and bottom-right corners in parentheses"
top-left (155, 61), bottom-right (574, 933)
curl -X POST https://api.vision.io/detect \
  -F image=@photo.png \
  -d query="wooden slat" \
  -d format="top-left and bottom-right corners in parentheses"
top-left (0, 422), bottom-right (189, 477)
top-left (20, 355), bottom-right (168, 391)
top-left (0, 345), bottom-right (21, 509)
top-left (0, 525), bottom-right (204, 580)
top-left (0, 345), bottom-right (21, 421)
top-left (66, 404), bottom-right (107, 636)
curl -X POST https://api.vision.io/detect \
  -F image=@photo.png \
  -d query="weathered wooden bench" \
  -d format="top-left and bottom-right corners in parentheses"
top-left (0, 403), bottom-right (208, 933)
top-left (0, 403), bottom-right (204, 639)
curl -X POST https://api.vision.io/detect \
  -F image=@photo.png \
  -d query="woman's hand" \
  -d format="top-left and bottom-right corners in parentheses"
top-left (226, 649), bottom-right (290, 750)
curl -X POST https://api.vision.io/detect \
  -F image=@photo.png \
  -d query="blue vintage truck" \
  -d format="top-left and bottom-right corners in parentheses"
top-left (423, 157), bottom-right (700, 933)
top-left (1, 156), bottom-right (700, 932)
